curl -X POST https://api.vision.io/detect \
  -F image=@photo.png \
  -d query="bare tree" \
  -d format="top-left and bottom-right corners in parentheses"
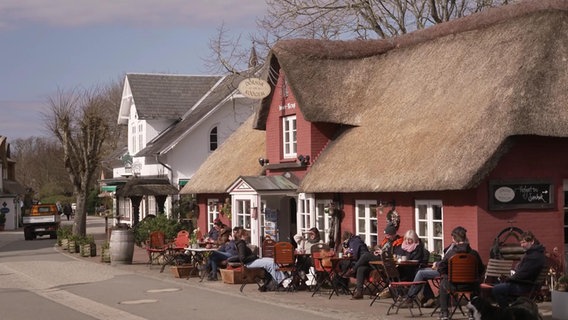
top-left (44, 85), bottom-right (119, 236)
top-left (207, 0), bottom-right (515, 73)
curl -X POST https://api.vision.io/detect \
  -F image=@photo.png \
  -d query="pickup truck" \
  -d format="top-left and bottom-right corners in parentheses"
top-left (22, 204), bottom-right (61, 240)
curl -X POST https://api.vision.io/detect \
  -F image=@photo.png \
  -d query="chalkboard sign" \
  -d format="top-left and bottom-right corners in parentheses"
top-left (489, 180), bottom-right (554, 210)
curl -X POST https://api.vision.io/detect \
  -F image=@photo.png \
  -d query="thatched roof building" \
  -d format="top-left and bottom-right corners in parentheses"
top-left (180, 115), bottom-right (265, 194)
top-left (253, 0), bottom-right (568, 193)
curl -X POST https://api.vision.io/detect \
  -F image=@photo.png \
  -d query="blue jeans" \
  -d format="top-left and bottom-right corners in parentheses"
top-left (407, 268), bottom-right (440, 299)
top-left (208, 251), bottom-right (233, 276)
top-left (246, 257), bottom-right (285, 283)
top-left (492, 282), bottom-right (531, 308)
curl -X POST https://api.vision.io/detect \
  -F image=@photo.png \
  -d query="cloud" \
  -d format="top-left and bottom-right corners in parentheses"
top-left (0, 0), bottom-right (266, 29)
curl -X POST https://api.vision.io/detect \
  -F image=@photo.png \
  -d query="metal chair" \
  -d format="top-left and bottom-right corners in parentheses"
top-left (310, 243), bottom-right (338, 299)
top-left (480, 258), bottom-right (513, 299)
top-left (380, 257), bottom-right (427, 316)
top-left (273, 241), bottom-right (298, 291)
top-left (145, 231), bottom-right (169, 267)
top-left (446, 253), bottom-right (480, 319)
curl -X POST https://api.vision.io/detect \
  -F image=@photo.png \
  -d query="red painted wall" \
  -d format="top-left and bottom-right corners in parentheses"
top-left (334, 136), bottom-right (568, 263)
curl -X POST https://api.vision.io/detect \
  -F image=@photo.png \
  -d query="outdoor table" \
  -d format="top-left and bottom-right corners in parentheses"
top-left (184, 247), bottom-right (218, 281)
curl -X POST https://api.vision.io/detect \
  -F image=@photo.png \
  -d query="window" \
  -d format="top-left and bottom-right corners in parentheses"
top-left (235, 199), bottom-right (251, 230)
top-left (131, 124), bottom-right (136, 153)
top-left (355, 200), bottom-right (379, 248)
top-left (207, 199), bottom-right (219, 232)
top-left (282, 115), bottom-right (297, 158)
top-left (298, 194), bottom-right (312, 235)
top-left (415, 200), bottom-right (444, 255)
top-left (138, 123), bottom-right (143, 151)
top-left (315, 199), bottom-right (332, 242)
top-left (209, 126), bottom-right (218, 151)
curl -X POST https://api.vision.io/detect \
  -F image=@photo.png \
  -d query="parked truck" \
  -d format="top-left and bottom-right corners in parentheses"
top-left (22, 204), bottom-right (61, 240)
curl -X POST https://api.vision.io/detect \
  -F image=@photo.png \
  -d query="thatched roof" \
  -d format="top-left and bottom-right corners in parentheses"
top-left (255, 0), bottom-right (568, 193)
top-left (179, 115), bottom-right (265, 194)
top-left (116, 177), bottom-right (179, 197)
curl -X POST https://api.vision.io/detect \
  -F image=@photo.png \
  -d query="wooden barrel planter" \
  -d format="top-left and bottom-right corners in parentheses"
top-left (109, 228), bottom-right (134, 265)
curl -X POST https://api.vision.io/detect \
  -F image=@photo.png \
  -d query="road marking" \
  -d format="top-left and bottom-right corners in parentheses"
top-left (0, 263), bottom-right (148, 320)
top-left (146, 288), bottom-right (181, 293)
top-left (119, 299), bottom-right (158, 305)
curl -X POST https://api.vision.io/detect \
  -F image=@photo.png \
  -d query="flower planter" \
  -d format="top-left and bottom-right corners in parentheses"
top-left (68, 240), bottom-right (79, 253)
top-left (552, 290), bottom-right (568, 319)
top-left (80, 243), bottom-right (97, 257)
top-left (100, 246), bottom-right (111, 263)
top-left (61, 238), bottom-right (69, 250)
top-left (170, 265), bottom-right (193, 278)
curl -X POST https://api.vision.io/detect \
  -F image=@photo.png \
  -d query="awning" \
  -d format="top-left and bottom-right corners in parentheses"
top-left (116, 177), bottom-right (179, 197)
top-left (101, 185), bottom-right (117, 192)
top-left (178, 179), bottom-right (189, 187)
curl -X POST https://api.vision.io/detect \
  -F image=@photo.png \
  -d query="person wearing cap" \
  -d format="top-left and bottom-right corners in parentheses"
top-left (349, 223), bottom-right (403, 299)
top-left (436, 226), bottom-right (484, 320)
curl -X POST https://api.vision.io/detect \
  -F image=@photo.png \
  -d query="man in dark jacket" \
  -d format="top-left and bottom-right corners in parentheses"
top-left (438, 226), bottom-right (485, 320)
top-left (492, 231), bottom-right (546, 308)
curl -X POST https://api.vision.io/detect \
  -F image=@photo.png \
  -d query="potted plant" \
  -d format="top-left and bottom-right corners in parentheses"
top-left (57, 225), bottom-right (72, 247)
top-left (79, 235), bottom-right (96, 257)
top-left (100, 241), bottom-right (111, 263)
top-left (67, 234), bottom-right (80, 253)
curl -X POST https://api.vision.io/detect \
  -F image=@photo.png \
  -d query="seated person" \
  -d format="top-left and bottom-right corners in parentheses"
top-left (492, 231), bottom-right (546, 308)
top-left (206, 218), bottom-right (229, 242)
top-left (235, 228), bottom-right (285, 291)
top-left (393, 229), bottom-right (428, 281)
top-left (206, 226), bottom-right (241, 281)
top-left (437, 226), bottom-right (484, 320)
top-left (350, 223), bottom-right (402, 299)
top-left (293, 227), bottom-right (322, 275)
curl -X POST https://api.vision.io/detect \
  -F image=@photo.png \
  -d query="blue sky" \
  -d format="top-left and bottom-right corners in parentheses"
top-left (0, 0), bottom-right (266, 140)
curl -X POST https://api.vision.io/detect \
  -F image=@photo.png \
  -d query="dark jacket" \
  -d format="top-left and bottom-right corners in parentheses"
top-left (219, 240), bottom-right (238, 257)
top-left (437, 242), bottom-right (485, 280)
top-left (344, 235), bottom-right (369, 261)
top-left (509, 243), bottom-right (546, 285)
top-left (236, 239), bottom-right (257, 264)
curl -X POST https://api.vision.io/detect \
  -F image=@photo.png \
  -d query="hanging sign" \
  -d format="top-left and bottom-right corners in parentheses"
top-left (238, 78), bottom-right (271, 99)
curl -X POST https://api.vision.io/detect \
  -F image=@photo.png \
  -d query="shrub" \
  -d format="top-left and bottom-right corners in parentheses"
top-left (132, 214), bottom-right (183, 247)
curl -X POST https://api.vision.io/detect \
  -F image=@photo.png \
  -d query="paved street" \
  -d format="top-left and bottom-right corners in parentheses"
top-left (0, 216), bottom-right (553, 320)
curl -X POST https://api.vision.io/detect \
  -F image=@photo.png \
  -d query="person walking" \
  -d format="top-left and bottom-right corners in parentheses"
top-left (63, 203), bottom-right (72, 221)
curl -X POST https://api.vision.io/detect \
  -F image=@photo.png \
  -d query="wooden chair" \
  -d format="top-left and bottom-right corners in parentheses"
top-left (310, 243), bottom-right (337, 299)
top-left (273, 241), bottom-right (297, 291)
top-left (446, 253), bottom-right (480, 319)
top-left (145, 231), bottom-right (169, 267)
top-left (262, 237), bottom-right (276, 258)
top-left (379, 257), bottom-right (427, 316)
top-left (480, 258), bottom-right (513, 299)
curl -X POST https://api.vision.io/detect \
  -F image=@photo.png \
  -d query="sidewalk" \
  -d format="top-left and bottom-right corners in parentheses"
top-left (61, 216), bottom-right (553, 320)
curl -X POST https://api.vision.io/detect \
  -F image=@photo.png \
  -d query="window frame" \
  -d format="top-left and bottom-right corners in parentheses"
top-left (282, 115), bottom-right (297, 159)
top-left (414, 200), bottom-right (444, 255)
top-left (209, 126), bottom-right (218, 152)
top-left (355, 200), bottom-right (379, 248)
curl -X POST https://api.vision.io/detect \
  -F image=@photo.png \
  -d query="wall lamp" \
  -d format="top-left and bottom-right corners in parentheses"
top-left (258, 157), bottom-right (269, 166)
top-left (297, 154), bottom-right (311, 166)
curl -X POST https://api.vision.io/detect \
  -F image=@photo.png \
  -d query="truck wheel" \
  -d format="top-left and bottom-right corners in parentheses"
top-left (24, 228), bottom-right (33, 241)
top-left (50, 233), bottom-right (57, 239)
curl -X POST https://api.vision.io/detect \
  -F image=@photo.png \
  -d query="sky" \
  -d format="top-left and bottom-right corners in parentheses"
top-left (0, 0), bottom-right (267, 141)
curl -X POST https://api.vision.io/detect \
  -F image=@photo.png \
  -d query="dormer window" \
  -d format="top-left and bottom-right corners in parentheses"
top-left (282, 115), bottom-right (296, 159)
top-left (209, 126), bottom-right (218, 151)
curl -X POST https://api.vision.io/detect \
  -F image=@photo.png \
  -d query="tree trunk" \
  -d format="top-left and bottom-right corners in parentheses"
top-left (73, 192), bottom-right (87, 236)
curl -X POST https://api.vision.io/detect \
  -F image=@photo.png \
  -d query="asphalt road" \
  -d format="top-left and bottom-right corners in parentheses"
top-left (0, 216), bottom-right (554, 320)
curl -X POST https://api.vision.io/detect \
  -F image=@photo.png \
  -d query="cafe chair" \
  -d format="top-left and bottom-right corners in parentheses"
top-left (273, 241), bottom-right (298, 291)
top-left (262, 237), bottom-right (276, 258)
top-left (365, 268), bottom-right (388, 302)
top-left (511, 265), bottom-right (550, 303)
top-left (159, 229), bottom-right (191, 273)
top-left (145, 230), bottom-right (169, 268)
top-left (480, 258), bottom-right (513, 300)
top-left (310, 243), bottom-right (338, 299)
top-left (446, 253), bottom-right (480, 319)
top-left (380, 257), bottom-right (427, 316)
